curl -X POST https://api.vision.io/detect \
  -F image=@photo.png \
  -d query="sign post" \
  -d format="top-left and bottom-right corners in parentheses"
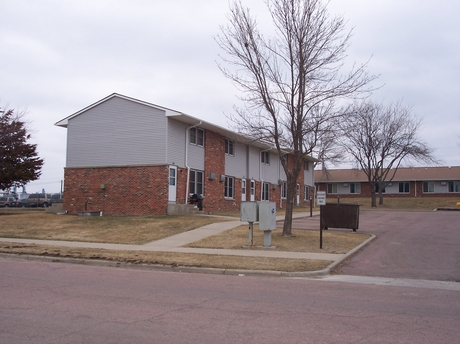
top-left (317, 191), bottom-right (326, 249)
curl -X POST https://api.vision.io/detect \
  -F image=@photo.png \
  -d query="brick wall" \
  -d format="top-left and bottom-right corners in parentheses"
top-left (203, 130), bottom-right (238, 212)
top-left (63, 165), bottom-right (169, 215)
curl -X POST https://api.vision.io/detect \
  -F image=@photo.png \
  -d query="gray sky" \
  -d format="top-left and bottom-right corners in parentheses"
top-left (1, 0), bottom-right (459, 193)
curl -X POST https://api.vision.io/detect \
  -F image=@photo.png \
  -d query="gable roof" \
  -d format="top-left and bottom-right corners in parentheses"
top-left (315, 166), bottom-right (460, 183)
top-left (54, 93), bottom-right (182, 127)
top-left (55, 93), bottom-right (320, 162)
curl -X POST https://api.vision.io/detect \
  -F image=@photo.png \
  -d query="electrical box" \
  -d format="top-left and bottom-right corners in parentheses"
top-left (240, 201), bottom-right (259, 222)
top-left (258, 202), bottom-right (276, 231)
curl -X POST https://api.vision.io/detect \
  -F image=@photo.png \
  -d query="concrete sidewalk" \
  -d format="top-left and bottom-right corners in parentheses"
top-left (0, 211), bottom-right (373, 275)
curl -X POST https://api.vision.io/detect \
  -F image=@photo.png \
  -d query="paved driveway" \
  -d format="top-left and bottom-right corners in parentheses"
top-left (283, 210), bottom-right (460, 281)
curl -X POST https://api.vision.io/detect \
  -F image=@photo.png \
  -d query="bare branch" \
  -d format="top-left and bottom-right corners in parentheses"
top-left (216, 0), bottom-right (377, 234)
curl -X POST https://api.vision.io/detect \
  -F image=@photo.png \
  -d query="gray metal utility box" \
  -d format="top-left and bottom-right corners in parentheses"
top-left (258, 201), bottom-right (276, 231)
top-left (240, 201), bottom-right (259, 222)
top-left (320, 203), bottom-right (360, 231)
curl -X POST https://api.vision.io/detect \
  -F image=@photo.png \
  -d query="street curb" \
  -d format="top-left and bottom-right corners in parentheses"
top-left (0, 234), bottom-right (376, 278)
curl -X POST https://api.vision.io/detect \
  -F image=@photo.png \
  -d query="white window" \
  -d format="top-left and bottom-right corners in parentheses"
top-left (281, 181), bottom-right (287, 199)
top-left (262, 182), bottom-right (270, 201)
top-left (448, 181), bottom-right (460, 193)
top-left (327, 183), bottom-right (337, 194)
top-left (423, 182), bottom-right (434, 193)
top-left (399, 182), bottom-right (410, 193)
top-left (261, 151), bottom-right (270, 165)
top-left (350, 183), bottom-right (361, 194)
top-left (190, 127), bottom-right (204, 146)
top-left (225, 139), bottom-right (234, 156)
top-left (304, 160), bottom-right (309, 171)
top-left (224, 176), bottom-right (234, 199)
top-left (189, 170), bottom-right (203, 195)
top-left (304, 185), bottom-right (310, 201)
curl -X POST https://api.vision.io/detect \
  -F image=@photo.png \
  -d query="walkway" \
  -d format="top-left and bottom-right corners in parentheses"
top-left (0, 212), bottom-right (360, 266)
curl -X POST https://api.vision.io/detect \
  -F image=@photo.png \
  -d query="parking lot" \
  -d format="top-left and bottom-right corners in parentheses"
top-left (286, 209), bottom-right (460, 281)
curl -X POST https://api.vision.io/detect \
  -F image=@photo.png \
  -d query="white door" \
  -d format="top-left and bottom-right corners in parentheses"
top-left (296, 183), bottom-right (300, 205)
top-left (241, 179), bottom-right (247, 201)
top-left (168, 166), bottom-right (177, 203)
top-left (250, 180), bottom-right (255, 201)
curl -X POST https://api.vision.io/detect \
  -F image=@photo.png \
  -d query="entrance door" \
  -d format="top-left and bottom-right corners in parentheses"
top-left (250, 180), bottom-right (255, 201)
top-left (241, 179), bottom-right (247, 201)
top-left (168, 166), bottom-right (177, 203)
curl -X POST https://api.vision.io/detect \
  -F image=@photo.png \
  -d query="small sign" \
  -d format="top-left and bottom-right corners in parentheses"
top-left (317, 191), bottom-right (326, 205)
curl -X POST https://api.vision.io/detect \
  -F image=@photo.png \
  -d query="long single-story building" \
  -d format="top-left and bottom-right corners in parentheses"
top-left (315, 166), bottom-right (460, 198)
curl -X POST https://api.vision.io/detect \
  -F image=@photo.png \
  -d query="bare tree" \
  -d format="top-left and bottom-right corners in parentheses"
top-left (339, 100), bottom-right (437, 207)
top-left (216, 0), bottom-right (375, 235)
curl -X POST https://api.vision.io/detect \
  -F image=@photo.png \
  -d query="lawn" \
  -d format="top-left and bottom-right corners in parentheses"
top-left (0, 210), bottom-right (231, 245)
top-left (0, 197), bottom-right (454, 272)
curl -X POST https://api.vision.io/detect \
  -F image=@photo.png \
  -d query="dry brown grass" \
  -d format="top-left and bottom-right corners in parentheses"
top-left (323, 196), bottom-right (459, 210)
top-left (185, 225), bottom-right (370, 254)
top-left (4, 197), bottom-right (450, 272)
top-left (0, 210), bottom-right (230, 244)
top-left (0, 243), bottom-right (332, 272)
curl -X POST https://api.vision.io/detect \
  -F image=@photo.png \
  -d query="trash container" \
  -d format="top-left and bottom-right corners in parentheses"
top-left (190, 194), bottom-right (203, 211)
top-left (320, 203), bottom-right (360, 231)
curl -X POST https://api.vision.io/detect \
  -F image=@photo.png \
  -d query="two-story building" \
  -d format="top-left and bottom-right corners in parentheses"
top-left (55, 93), bottom-right (317, 215)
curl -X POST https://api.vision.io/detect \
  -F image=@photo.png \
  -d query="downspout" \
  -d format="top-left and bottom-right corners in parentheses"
top-left (185, 121), bottom-right (202, 204)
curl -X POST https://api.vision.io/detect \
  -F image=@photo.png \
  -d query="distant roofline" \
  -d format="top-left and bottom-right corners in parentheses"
top-left (315, 166), bottom-right (460, 182)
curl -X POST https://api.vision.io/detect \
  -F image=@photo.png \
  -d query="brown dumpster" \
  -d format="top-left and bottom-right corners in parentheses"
top-left (320, 203), bottom-right (360, 232)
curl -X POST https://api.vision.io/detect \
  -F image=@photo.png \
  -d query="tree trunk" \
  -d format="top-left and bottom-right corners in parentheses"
top-left (371, 188), bottom-right (377, 207)
top-left (379, 190), bottom-right (384, 205)
top-left (282, 173), bottom-right (298, 236)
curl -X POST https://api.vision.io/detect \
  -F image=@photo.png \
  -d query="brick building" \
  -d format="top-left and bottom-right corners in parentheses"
top-left (56, 93), bottom-right (317, 215)
top-left (315, 167), bottom-right (460, 199)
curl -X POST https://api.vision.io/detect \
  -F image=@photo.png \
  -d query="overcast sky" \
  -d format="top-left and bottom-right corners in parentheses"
top-left (1, 0), bottom-right (459, 193)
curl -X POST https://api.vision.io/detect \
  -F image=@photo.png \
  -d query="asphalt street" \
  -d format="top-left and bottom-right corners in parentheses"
top-left (1, 259), bottom-right (459, 343)
top-left (1, 209), bottom-right (459, 343)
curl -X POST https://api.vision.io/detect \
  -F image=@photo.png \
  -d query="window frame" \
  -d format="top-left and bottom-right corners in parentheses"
top-left (423, 181), bottom-right (435, 193)
top-left (262, 182), bottom-right (270, 201)
top-left (189, 169), bottom-right (204, 195)
top-left (349, 183), bottom-right (361, 194)
top-left (327, 183), bottom-right (338, 194)
top-left (281, 181), bottom-right (287, 199)
top-left (225, 139), bottom-right (234, 156)
top-left (304, 185), bottom-right (310, 201)
top-left (261, 151), bottom-right (270, 165)
top-left (448, 181), bottom-right (460, 193)
top-left (224, 176), bottom-right (234, 199)
top-left (399, 182), bottom-right (410, 194)
top-left (189, 127), bottom-right (204, 146)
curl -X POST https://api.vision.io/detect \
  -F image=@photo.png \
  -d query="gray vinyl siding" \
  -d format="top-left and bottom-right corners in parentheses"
top-left (166, 119), bottom-right (187, 167)
top-left (304, 168), bottom-right (314, 185)
top-left (247, 146), bottom-right (260, 180)
top-left (225, 141), bottom-right (247, 178)
top-left (187, 141), bottom-right (205, 170)
top-left (66, 97), bottom-right (167, 167)
top-left (260, 152), bottom-right (279, 183)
